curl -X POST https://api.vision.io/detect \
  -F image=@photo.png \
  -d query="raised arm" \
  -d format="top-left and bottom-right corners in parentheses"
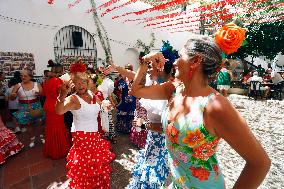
top-left (206, 95), bottom-right (270, 189)
top-left (106, 61), bottom-right (136, 80)
top-left (55, 81), bottom-right (77, 115)
top-left (129, 57), bottom-right (174, 100)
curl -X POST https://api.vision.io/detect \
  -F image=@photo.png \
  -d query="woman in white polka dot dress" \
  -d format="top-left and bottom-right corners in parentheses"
top-left (55, 62), bottom-right (115, 189)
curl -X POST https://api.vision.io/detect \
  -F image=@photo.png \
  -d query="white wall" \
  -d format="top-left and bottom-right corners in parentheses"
top-left (0, 0), bottom-right (168, 75)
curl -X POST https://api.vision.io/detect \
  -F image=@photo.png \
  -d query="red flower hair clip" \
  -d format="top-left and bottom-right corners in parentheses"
top-left (70, 60), bottom-right (87, 73)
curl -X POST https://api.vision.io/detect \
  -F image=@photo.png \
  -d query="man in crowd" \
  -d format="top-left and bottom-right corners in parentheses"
top-left (247, 71), bottom-right (269, 99)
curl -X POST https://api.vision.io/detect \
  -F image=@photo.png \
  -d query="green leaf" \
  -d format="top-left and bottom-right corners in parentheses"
top-left (241, 40), bottom-right (248, 47)
top-left (206, 135), bottom-right (215, 142)
top-left (208, 155), bottom-right (218, 165)
top-left (190, 156), bottom-right (199, 164)
top-left (172, 143), bottom-right (179, 149)
top-left (198, 159), bottom-right (212, 171)
top-left (199, 125), bottom-right (210, 136)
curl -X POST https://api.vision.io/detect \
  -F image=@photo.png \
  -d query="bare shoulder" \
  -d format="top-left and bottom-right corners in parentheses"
top-left (161, 81), bottom-right (175, 99)
top-left (206, 94), bottom-right (236, 118)
top-left (14, 83), bottom-right (20, 88)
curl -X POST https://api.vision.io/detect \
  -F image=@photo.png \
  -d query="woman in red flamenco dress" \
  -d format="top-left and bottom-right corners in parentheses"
top-left (43, 64), bottom-right (71, 159)
top-left (0, 115), bottom-right (24, 164)
top-left (55, 62), bottom-right (115, 189)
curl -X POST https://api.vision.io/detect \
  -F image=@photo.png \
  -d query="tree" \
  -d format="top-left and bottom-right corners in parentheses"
top-left (90, 0), bottom-right (112, 66)
top-left (230, 20), bottom-right (284, 61)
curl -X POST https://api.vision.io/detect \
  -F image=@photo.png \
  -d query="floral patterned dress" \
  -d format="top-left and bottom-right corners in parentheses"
top-left (129, 99), bottom-right (148, 148)
top-left (161, 93), bottom-right (225, 189)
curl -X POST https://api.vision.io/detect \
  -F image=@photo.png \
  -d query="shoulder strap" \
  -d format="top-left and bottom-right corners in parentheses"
top-left (16, 83), bottom-right (22, 93)
top-left (20, 83), bottom-right (30, 100)
top-left (201, 93), bottom-right (216, 111)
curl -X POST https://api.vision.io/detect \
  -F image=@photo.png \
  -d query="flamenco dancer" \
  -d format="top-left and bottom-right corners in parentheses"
top-left (11, 70), bottom-right (45, 148)
top-left (107, 61), bottom-right (148, 148)
top-left (43, 63), bottom-right (71, 159)
top-left (130, 23), bottom-right (270, 188)
top-left (109, 41), bottom-right (178, 188)
top-left (55, 61), bottom-right (115, 189)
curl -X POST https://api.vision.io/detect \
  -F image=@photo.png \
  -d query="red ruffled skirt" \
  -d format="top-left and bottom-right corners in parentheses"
top-left (67, 131), bottom-right (115, 189)
top-left (0, 118), bottom-right (24, 164)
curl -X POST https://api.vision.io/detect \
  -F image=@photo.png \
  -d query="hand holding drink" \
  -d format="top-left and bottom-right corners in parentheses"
top-left (59, 73), bottom-right (71, 82)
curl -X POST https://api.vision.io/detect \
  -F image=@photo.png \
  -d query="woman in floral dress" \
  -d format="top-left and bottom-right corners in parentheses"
top-left (130, 26), bottom-right (270, 189)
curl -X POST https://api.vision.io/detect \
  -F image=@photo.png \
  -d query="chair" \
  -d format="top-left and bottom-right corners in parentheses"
top-left (248, 81), bottom-right (263, 100)
top-left (269, 81), bottom-right (284, 100)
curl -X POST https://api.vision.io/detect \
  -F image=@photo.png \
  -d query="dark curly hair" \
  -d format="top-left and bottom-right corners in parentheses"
top-left (183, 35), bottom-right (222, 80)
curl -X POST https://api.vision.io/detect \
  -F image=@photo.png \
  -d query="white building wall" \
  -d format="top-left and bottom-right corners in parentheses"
top-left (0, 0), bottom-right (168, 75)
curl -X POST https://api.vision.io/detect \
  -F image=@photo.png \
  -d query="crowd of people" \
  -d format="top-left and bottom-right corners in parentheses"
top-left (242, 64), bottom-right (284, 99)
top-left (0, 23), bottom-right (272, 189)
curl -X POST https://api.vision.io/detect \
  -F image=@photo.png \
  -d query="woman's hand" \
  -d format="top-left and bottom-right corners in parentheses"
top-left (59, 80), bottom-right (73, 98)
top-left (10, 92), bottom-right (17, 99)
top-left (101, 100), bottom-right (113, 112)
top-left (142, 52), bottom-right (167, 71)
top-left (106, 60), bottom-right (117, 73)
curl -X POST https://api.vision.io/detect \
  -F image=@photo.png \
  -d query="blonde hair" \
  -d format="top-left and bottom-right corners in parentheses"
top-left (72, 72), bottom-right (90, 83)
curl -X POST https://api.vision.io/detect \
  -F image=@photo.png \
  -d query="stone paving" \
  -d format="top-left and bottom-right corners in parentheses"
top-left (0, 130), bottom-right (137, 189)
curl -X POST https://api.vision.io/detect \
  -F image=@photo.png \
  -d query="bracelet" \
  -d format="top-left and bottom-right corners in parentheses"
top-left (57, 96), bottom-right (65, 103)
top-left (139, 59), bottom-right (150, 66)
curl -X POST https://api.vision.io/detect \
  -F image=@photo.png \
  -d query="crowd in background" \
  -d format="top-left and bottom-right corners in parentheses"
top-left (0, 32), bottom-right (276, 188)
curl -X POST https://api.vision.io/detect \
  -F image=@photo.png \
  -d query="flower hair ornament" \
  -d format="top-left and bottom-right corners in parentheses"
top-left (69, 60), bottom-right (87, 73)
top-left (214, 22), bottom-right (247, 55)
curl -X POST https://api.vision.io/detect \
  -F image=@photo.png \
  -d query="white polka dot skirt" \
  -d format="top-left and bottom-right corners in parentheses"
top-left (67, 131), bottom-right (115, 189)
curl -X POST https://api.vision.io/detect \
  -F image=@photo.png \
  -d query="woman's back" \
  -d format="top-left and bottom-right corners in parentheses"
top-left (44, 78), bottom-right (62, 111)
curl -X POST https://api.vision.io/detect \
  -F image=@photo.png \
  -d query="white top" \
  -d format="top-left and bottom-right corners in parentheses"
top-left (247, 76), bottom-right (263, 90)
top-left (139, 75), bottom-right (167, 123)
top-left (5, 87), bottom-right (18, 109)
top-left (71, 91), bottom-right (100, 132)
top-left (97, 78), bottom-right (114, 99)
top-left (271, 70), bottom-right (284, 85)
top-left (17, 82), bottom-right (39, 100)
top-left (140, 99), bottom-right (167, 123)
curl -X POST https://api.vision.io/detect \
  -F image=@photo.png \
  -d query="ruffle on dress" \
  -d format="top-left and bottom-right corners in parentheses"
top-left (67, 131), bottom-right (115, 189)
top-left (139, 99), bottom-right (167, 116)
top-left (0, 118), bottom-right (24, 164)
top-left (127, 131), bottom-right (169, 189)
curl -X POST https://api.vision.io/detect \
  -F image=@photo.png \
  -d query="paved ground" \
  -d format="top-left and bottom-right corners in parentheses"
top-left (0, 130), bottom-right (138, 189)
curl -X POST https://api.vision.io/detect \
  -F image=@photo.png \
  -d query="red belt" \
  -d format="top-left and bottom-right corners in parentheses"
top-left (19, 99), bottom-right (38, 104)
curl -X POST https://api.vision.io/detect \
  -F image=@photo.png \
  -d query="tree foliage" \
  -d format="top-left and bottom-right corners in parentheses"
top-left (230, 20), bottom-right (284, 61)
top-left (193, 0), bottom-right (284, 61)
